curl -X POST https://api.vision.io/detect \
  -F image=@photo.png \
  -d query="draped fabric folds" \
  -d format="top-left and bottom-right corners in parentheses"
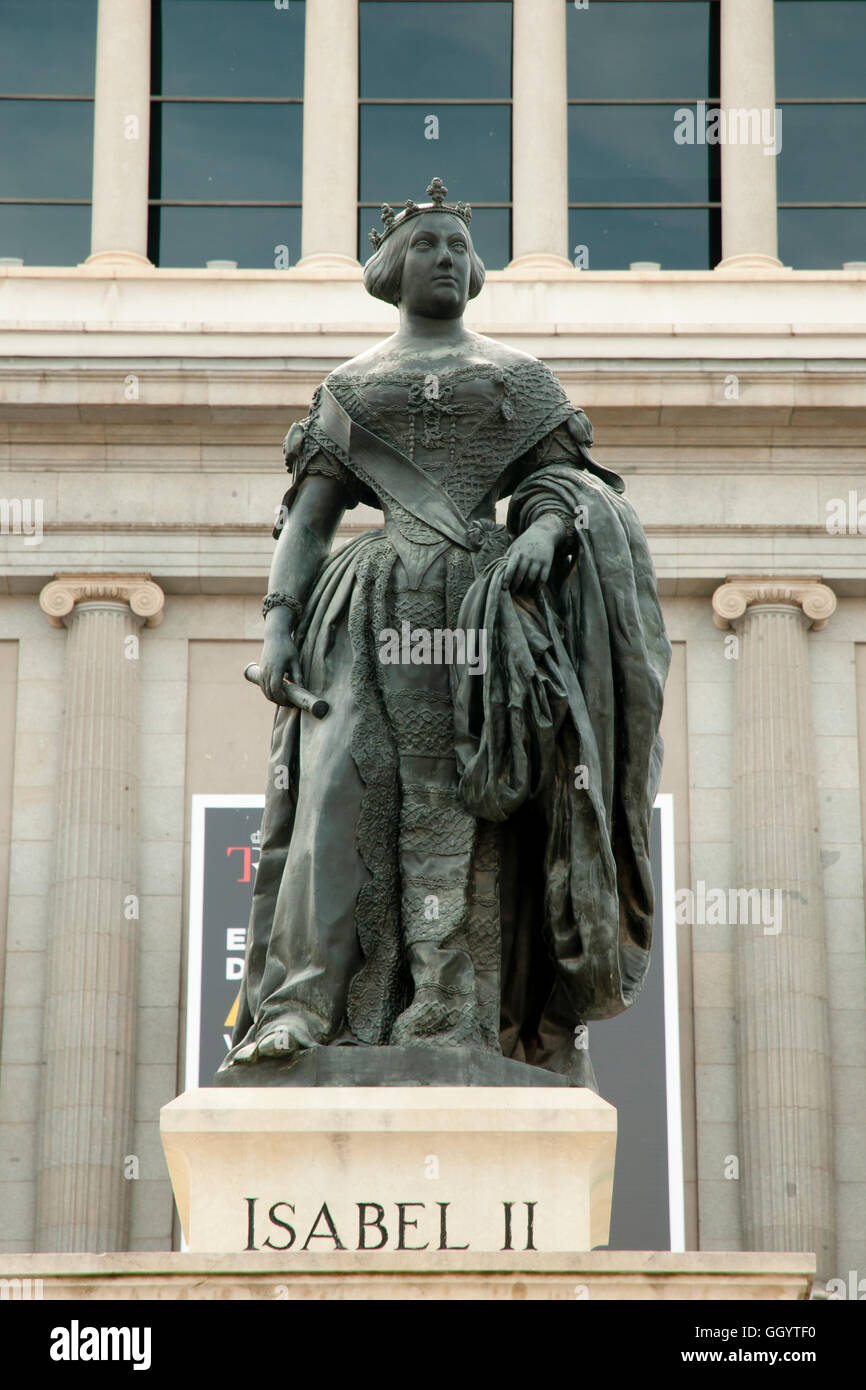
top-left (453, 464), bottom-right (671, 1044)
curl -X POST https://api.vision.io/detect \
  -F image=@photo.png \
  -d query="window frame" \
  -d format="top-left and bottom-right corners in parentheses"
top-left (357, 0), bottom-right (514, 267)
top-left (565, 0), bottom-right (721, 268)
top-left (147, 0), bottom-right (305, 267)
top-left (0, 74), bottom-right (95, 261)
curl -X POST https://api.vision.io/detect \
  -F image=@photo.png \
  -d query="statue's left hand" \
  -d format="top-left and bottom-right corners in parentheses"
top-left (501, 517), bottom-right (560, 591)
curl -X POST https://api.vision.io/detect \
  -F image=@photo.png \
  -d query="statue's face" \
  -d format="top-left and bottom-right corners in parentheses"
top-left (399, 213), bottom-right (471, 318)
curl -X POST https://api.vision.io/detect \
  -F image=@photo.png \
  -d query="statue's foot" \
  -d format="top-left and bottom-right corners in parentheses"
top-left (219, 1027), bottom-right (301, 1067)
top-left (390, 995), bottom-right (484, 1049)
top-left (255, 1023), bottom-right (302, 1060)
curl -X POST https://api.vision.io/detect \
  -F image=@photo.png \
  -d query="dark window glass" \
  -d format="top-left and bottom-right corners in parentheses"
top-left (0, 101), bottom-right (94, 198)
top-left (157, 0), bottom-right (305, 97)
top-left (775, 2), bottom-right (866, 265)
top-left (0, 0), bottom-right (97, 95)
top-left (155, 102), bottom-right (302, 200)
top-left (358, 205), bottom-right (510, 271)
top-left (360, 1), bottom-right (511, 99)
top-left (359, 3), bottom-right (512, 268)
top-left (566, 0), bottom-right (715, 101)
top-left (779, 209), bottom-right (866, 268)
top-left (0, 204), bottom-right (91, 265)
top-left (777, 105), bottom-right (866, 202)
top-left (568, 105), bottom-right (717, 202)
top-left (775, 0), bottom-right (866, 98)
top-left (0, 0), bottom-right (95, 263)
top-left (360, 105), bottom-right (510, 205)
top-left (150, 3), bottom-right (305, 266)
top-left (151, 205), bottom-right (301, 267)
top-left (566, 1), bottom-right (719, 268)
top-left (569, 207), bottom-right (714, 269)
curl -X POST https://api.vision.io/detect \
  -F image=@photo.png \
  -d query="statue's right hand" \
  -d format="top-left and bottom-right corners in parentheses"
top-left (259, 633), bottom-right (304, 705)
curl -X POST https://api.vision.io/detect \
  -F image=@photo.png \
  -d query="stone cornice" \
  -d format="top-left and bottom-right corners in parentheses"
top-left (1, 271), bottom-right (866, 366)
top-left (711, 576), bottom-right (837, 631)
top-left (5, 362), bottom-right (866, 416)
top-left (39, 573), bottom-right (165, 628)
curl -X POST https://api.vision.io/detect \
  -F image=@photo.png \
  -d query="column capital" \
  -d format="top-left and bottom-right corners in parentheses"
top-left (711, 576), bottom-right (837, 632)
top-left (39, 572), bottom-right (165, 628)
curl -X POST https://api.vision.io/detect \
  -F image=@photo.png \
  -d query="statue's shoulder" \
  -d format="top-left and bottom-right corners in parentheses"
top-left (463, 332), bottom-right (537, 369)
top-left (464, 333), bottom-right (565, 387)
top-left (323, 335), bottom-right (565, 401)
top-left (326, 337), bottom-right (401, 383)
top-left (328, 334), bottom-right (555, 376)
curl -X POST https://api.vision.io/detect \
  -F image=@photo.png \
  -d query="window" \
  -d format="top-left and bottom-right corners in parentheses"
top-left (566, 0), bottom-right (720, 269)
top-left (149, 0), bottom-right (305, 268)
top-left (776, 0), bottom-right (866, 268)
top-left (0, 0), bottom-right (96, 266)
top-left (358, 1), bottom-right (512, 269)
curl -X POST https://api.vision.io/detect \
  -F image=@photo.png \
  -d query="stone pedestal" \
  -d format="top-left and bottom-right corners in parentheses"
top-left (213, 1044), bottom-right (581, 1089)
top-left (161, 1087), bottom-right (616, 1256)
top-left (0, 1251), bottom-right (816, 1302)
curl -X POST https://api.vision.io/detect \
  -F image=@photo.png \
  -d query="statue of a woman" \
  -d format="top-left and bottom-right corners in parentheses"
top-left (220, 180), bottom-right (670, 1088)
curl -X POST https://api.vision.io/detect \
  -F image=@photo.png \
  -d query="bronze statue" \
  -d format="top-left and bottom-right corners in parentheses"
top-left (218, 180), bottom-right (670, 1088)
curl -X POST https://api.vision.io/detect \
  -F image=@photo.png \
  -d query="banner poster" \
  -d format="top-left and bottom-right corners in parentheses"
top-left (186, 795), bottom-right (266, 1094)
top-left (186, 793), bottom-right (683, 1251)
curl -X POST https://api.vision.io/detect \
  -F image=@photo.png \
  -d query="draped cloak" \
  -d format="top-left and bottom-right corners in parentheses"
top-left (226, 356), bottom-right (671, 1085)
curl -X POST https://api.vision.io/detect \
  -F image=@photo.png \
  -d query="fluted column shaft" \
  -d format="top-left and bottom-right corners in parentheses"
top-left (87, 0), bottom-right (152, 265)
top-left (713, 578), bottom-right (836, 1273)
top-left (718, 0), bottom-right (781, 267)
top-left (35, 576), bottom-right (164, 1252)
top-left (510, 0), bottom-right (570, 267)
top-left (299, 0), bottom-right (359, 265)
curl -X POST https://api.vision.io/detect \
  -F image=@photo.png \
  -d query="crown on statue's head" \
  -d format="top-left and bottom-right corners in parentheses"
top-left (368, 178), bottom-right (472, 251)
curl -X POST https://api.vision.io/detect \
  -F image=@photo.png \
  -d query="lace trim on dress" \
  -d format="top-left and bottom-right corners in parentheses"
top-left (302, 447), bottom-right (366, 508)
top-left (309, 359), bottom-right (576, 520)
top-left (344, 538), bottom-right (408, 1043)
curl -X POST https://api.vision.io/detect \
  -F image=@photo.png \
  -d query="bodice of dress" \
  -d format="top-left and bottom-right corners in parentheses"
top-left (325, 364), bottom-right (519, 521)
top-left (293, 357), bottom-right (583, 530)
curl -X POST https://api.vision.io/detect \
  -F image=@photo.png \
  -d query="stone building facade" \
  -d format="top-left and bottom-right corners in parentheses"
top-left (0, 0), bottom-right (864, 1282)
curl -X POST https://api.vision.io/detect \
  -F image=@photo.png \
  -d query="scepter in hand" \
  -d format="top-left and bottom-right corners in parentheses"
top-left (243, 663), bottom-right (329, 719)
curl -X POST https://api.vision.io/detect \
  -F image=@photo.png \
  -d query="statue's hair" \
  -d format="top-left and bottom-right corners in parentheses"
top-left (363, 211), bottom-right (485, 307)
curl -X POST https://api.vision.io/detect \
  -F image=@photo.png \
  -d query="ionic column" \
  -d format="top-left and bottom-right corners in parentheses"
top-left (716, 0), bottom-right (782, 268)
top-left (509, 0), bottom-right (571, 269)
top-left (35, 574), bottom-right (164, 1252)
top-left (712, 577), bottom-right (836, 1272)
top-left (86, 0), bottom-right (152, 266)
top-left (298, 0), bottom-right (359, 267)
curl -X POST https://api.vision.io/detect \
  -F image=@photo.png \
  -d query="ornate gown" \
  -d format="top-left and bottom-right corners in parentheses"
top-left (224, 348), bottom-right (671, 1085)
